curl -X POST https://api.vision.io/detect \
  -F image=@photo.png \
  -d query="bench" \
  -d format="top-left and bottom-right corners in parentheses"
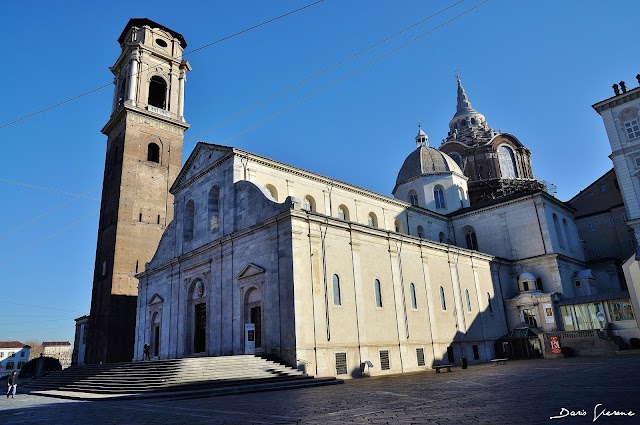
top-left (433, 364), bottom-right (452, 373)
top-left (491, 358), bottom-right (508, 365)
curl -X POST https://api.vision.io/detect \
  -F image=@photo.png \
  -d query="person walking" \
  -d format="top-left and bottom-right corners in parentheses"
top-left (143, 343), bottom-right (151, 361)
top-left (6, 371), bottom-right (18, 398)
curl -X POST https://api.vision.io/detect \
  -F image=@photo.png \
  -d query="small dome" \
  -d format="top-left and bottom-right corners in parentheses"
top-left (395, 146), bottom-right (463, 187)
top-left (519, 272), bottom-right (536, 282)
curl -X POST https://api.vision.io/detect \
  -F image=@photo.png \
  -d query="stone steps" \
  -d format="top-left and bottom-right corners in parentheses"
top-left (23, 355), bottom-right (341, 400)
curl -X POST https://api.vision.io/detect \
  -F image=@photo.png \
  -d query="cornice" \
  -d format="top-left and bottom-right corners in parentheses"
top-left (101, 105), bottom-right (190, 136)
top-left (593, 87), bottom-right (640, 114)
top-left (235, 149), bottom-right (448, 220)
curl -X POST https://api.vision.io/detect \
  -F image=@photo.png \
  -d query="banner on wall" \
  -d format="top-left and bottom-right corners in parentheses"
top-left (543, 303), bottom-right (555, 324)
top-left (549, 335), bottom-right (562, 354)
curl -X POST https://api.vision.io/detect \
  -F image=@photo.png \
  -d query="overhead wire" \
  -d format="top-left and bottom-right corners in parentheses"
top-left (0, 178), bottom-right (99, 200)
top-left (219, 0), bottom-right (490, 145)
top-left (0, 0), bottom-right (326, 130)
top-left (0, 300), bottom-right (85, 313)
top-left (186, 0), bottom-right (468, 143)
top-left (0, 184), bottom-right (100, 239)
top-left (0, 211), bottom-right (98, 265)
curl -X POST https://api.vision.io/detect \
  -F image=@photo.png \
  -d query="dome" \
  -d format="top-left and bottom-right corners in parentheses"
top-left (518, 272), bottom-right (536, 282)
top-left (395, 146), bottom-right (463, 187)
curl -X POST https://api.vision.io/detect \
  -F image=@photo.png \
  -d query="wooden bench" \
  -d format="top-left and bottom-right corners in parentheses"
top-left (491, 358), bottom-right (508, 365)
top-left (433, 364), bottom-right (453, 373)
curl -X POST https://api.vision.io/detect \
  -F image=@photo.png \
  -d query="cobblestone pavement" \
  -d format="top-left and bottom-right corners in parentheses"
top-left (1, 355), bottom-right (639, 424)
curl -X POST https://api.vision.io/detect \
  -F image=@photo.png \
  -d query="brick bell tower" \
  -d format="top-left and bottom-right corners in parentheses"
top-left (88, 19), bottom-right (191, 363)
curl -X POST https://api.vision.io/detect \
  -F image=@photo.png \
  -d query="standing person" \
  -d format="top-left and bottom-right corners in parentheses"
top-left (143, 344), bottom-right (151, 361)
top-left (6, 371), bottom-right (17, 399)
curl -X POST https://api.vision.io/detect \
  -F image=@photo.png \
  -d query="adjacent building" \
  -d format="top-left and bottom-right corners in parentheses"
top-left (0, 341), bottom-right (30, 375)
top-left (592, 76), bottom-right (640, 340)
top-left (72, 315), bottom-right (90, 366)
top-left (42, 342), bottom-right (72, 369)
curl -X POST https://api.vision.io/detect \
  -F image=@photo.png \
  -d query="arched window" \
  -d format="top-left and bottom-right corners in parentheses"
top-left (553, 213), bottom-right (566, 249)
top-left (417, 225), bottom-right (424, 239)
top-left (563, 218), bottom-right (573, 251)
top-left (449, 152), bottom-right (463, 170)
top-left (302, 195), bottom-right (315, 212)
top-left (410, 283), bottom-right (417, 309)
top-left (332, 274), bottom-right (341, 306)
top-left (465, 227), bottom-right (478, 250)
top-left (458, 187), bottom-right (465, 208)
top-left (147, 143), bottom-right (160, 163)
top-left (498, 145), bottom-right (518, 179)
top-left (409, 190), bottom-right (419, 207)
top-left (368, 212), bottom-right (378, 228)
top-left (439, 232), bottom-right (446, 243)
top-left (394, 219), bottom-right (403, 233)
top-left (434, 186), bottom-right (446, 209)
top-left (183, 200), bottom-right (195, 242)
top-left (374, 279), bottom-right (382, 307)
top-left (487, 292), bottom-right (493, 314)
top-left (148, 76), bottom-right (167, 109)
top-left (465, 289), bottom-right (472, 312)
top-left (265, 184), bottom-right (278, 202)
top-left (208, 186), bottom-right (220, 231)
top-left (338, 205), bottom-right (349, 221)
top-left (439, 286), bottom-right (447, 310)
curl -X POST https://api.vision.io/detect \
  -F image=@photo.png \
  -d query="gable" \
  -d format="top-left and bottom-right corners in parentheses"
top-left (148, 294), bottom-right (165, 305)
top-left (170, 143), bottom-right (233, 193)
top-left (237, 263), bottom-right (266, 280)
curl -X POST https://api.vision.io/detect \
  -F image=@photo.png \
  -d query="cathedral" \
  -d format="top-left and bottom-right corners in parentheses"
top-left (87, 19), bottom-right (638, 373)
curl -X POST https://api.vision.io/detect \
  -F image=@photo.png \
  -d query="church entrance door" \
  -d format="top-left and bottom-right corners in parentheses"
top-left (250, 306), bottom-right (262, 348)
top-left (194, 303), bottom-right (206, 353)
top-left (153, 324), bottom-right (160, 357)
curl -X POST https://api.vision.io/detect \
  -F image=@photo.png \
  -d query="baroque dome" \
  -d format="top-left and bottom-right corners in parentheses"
top-left (395, 146), bottom-right (463, 187)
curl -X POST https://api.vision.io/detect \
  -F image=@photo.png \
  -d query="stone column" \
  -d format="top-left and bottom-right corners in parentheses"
top-left (178, 67), bottom-right (186, 121)
top-left (127, 50), bottom-right (140, 105)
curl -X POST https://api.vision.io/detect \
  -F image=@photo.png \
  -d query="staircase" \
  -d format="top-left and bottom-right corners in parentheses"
top-left (23, 355), bottom-right (341, 400)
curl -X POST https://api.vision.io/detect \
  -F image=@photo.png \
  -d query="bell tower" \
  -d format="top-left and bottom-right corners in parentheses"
top-left (87, 19), bottom-right (191, 364)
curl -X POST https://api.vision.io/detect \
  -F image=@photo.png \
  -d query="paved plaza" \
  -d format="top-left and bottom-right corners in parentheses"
top-left (1, 355), bottom-right (639, 424)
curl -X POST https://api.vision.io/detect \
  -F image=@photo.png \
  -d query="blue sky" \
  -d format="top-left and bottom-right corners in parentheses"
top-left (0, 0), bottom-right (636, 345)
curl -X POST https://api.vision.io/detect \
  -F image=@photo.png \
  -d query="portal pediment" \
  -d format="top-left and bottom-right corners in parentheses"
top-left (237, 263), bottom-right (266, 280)
top-left (148, 294), bottom-right (164, 305)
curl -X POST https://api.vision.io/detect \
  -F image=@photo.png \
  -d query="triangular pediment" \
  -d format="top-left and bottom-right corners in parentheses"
top-left (170, 143), bottom-right (234, 193)
top-left (148, 294), bottom-right (164, 305)
top-left (237, 263), bottom-right (266, 280)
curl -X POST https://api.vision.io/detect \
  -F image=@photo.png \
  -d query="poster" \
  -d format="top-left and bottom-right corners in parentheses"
top-left (543, 303), bottom-right (555, 324)
top-left (549, 335), bottom-right (562, 354)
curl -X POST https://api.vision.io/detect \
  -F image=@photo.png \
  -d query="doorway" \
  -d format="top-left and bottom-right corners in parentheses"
top-left (250, 306), bottom-right (262, 348)
top-left (194, 303), bottom-right (206, 353)
top-left (153, 324), bottom-right (160, 357)
top-left (244, 287), bottom-right (263, 353)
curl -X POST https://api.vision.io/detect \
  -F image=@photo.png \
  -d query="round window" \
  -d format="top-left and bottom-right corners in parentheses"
top-left (156, 38), bottom-right (168, 48)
